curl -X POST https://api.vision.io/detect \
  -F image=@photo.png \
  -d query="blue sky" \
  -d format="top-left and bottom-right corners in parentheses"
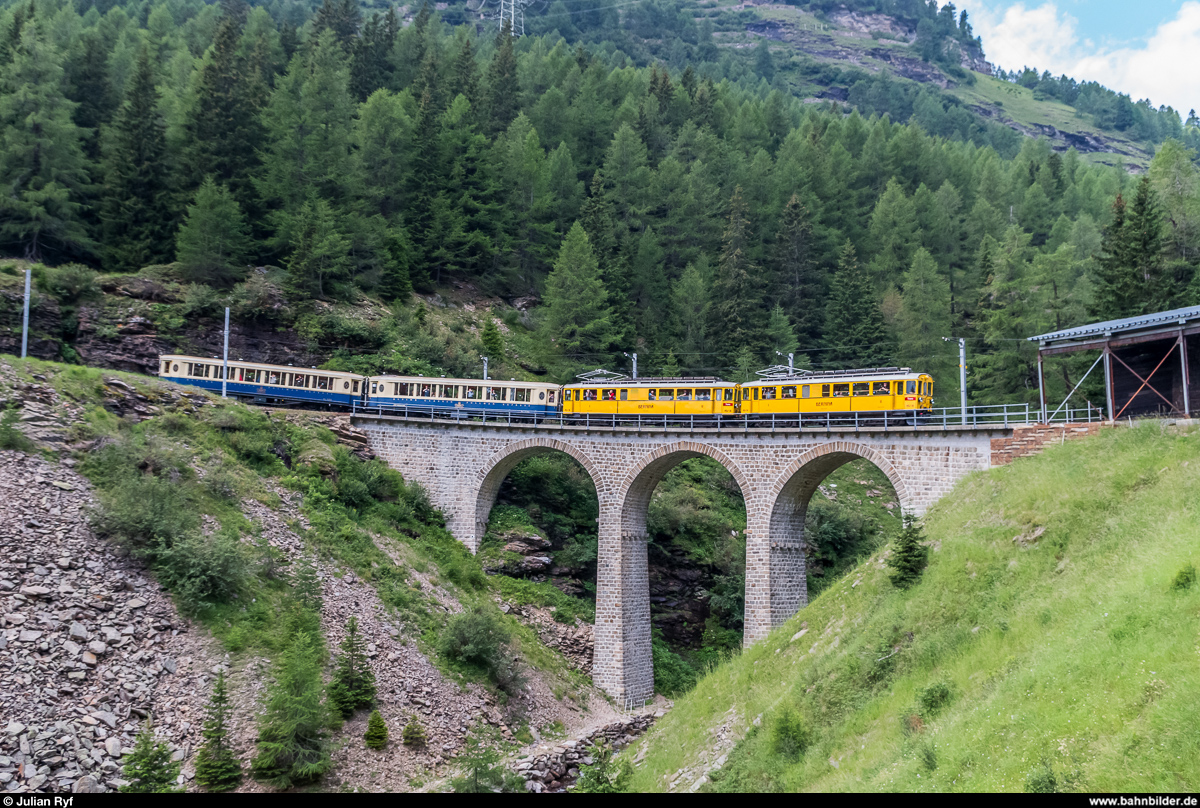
top-left (960, 0), bottom-right (1200, 114)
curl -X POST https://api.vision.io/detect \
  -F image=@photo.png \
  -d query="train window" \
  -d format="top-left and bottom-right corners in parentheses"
top-left (782, 386), bottom-right (796, 399)
top-left (447, 385), bottom-right (459, 398)
top-left (658, 389), bottom-right (674, 401)
top-left (561, 389), bottom-right (570, 402)
top-left (620, 390), bottom-right (628, 401)
top-left (677, 389), bottom-right (692, 401)
top-left (696, 389), bottom-right (711, 401)
top-left (852, 382), bottom-right (869, 396)
top-left (465, 387), bottom-right (479, 400)
top-left (752, 388), bottom-right (758, 400)
top-left (873, 382), bottom-right (890, 396)
top-left (833, 384), bottom-right (849, 397)
top-left (317, 377), bottom-right (328, 390)
top-left (548, 391), bottom-right (556, 404)
top-left (925, 382), bottom-right (932, 396)
top-left (762, 387), bottom-right (776, 400)
top-left (724, 388), bottom-right (734, 402)
top-left (821, 384), bottom-right (830, 397)
top-left (648, 390), bottom-right (656, 401)
top-left (605, 389), bottom-right (617, 401)
top-left (906, 380), bottom-right (917, 395)
top-left (802, 385), bottom-right (810, 398)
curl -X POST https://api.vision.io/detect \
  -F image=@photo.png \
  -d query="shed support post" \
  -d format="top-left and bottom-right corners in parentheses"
top-left (1180, 332), bottom-right (1190, 417)
top-left (1037, 352), bottom-right (1047, 423)
top-left (1103, 346), bottom-right (1114, 423)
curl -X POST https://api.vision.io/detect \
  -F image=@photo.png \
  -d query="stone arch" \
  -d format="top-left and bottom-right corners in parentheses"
top-left (617, 440), bottom-right (751, 540)
top-left (747, 441), bottom-right (909, 639)
top-left (471, 438), bottom-right (605, 554)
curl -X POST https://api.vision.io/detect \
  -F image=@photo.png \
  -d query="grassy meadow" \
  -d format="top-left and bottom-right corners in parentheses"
top-left (627, 422), bottom-right (1200, 792)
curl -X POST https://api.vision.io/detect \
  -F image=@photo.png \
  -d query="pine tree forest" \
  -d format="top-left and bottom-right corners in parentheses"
top-left (4, 0), bottom-right (1200, 407)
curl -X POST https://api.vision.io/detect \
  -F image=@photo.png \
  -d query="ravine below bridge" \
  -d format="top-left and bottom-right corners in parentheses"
top-left (352, 415), bottom-right (1097, 704)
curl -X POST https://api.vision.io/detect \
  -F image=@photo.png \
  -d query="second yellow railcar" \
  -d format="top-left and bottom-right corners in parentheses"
top-left (562, 377), bottom-right (739, 419)
top-left (741, 368), bottom-right (933, 418)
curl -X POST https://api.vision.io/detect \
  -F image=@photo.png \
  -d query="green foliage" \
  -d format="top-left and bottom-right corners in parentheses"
top-left (176, 178), bottom-right (252, 286)
top-left (450, 729), bottom-right (524, 793)
top-left (438, 605), bottom-right (523, 694)
top-left (195, 670), bottom-right (242, 792)
top-left (769, 703), bottom-right (810, 760)
top-left (1025, 758), bottom-right (1058, 793)
top-left (542, 221), bottom-right (616, 368)
top-left (291, 558), bottom-right (323, 612)
top-left (120, 722), bottom-right (182, 793)
top-left (917, 680), bottom-right (953, 716)
top-left (329, 616), bottom-right (377, 718)
top-left (491, 575), bottom-right (594, 624)
top-left (252, 631), bottom-right (332, 788)
top-left (481, 317), bottom-right (504, 359)
top-left (364, 709), bottom-right (389, 749)
top-left (887, 515), bottom-right (929, 589)
top-left (0, 407), bottom-right (35, 452)
top-left (652, 635), bottom-right (698, 697)
top-left (37, 263), bottom-right (98, 303)
top-left (402, 714), bottom-right (427, 748)
top-left (1171, 563), bottom-right (1196, 591)
top-left (574, 742), bottom-right (633, 793)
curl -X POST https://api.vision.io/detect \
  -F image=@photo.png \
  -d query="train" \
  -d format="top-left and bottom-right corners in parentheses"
top-left (158, 354), bottom-right (934, 423)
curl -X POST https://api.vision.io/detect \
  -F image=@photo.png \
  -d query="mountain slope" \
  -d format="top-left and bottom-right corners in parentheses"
top-left (626, 422), bottom-right (1200, 792)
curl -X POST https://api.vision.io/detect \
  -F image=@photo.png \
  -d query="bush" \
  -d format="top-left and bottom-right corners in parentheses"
top-left (39, 263), bottom-right (99, 302)
top-left (1025, 758), bottom-right (1058, 793)
top-left (887, 515), bottom-right (929, 589)
top-left (574, 742), bottom-right (633, 793)
top-left (770, 703), bottom-right (810, 760)
top-left (1171, 562), bottom-right (1196, 591)
top-left (120, 721), bottom-right (182, 793)
top-left (155, 531), bottom-right (247, 614)
top-left (438, 606), bottom-right (523, 693)
top-left (402, 715), bottom-right (427, 748)
top-left (917, 680), bottom-right (953, 716)
top-left (0, 406), bottom-right (35, 452)
top-left (180, 283), bottom-right (224, 317)
top-left (364, 710), bottom-right (388, 749)
top-left (651, 636), bottom-right (698, 697)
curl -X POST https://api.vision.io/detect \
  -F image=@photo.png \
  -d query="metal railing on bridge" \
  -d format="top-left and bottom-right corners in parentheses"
top-left (349, 401), bottom-right (1106, 432)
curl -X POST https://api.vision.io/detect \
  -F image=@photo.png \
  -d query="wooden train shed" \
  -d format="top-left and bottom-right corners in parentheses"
top-left (1030, 305), bottom-right (1200, 422)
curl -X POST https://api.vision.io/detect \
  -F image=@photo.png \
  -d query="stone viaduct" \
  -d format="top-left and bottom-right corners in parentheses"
top-left (352, 415), bottom-right (1045, 705)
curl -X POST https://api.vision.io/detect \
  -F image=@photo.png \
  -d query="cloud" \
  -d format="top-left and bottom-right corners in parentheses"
top-left (970, 1), bottom-right (1200, 115)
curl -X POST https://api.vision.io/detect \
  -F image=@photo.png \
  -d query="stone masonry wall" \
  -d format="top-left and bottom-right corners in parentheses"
top-left (354, 418), bottom-right (1001, 702)
top-left (990, 423), bottom-right (1104, 465)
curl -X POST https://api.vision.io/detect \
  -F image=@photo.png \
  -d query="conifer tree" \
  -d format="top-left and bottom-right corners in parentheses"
top-left (448, 31), bottom-right (480, 112)
top-left (364, 710), bottom-right (388, 749)
top-left (0, 19), bottom-right (91, 261)
top-left (195, 670), bottom-right (242, 792)
top-left (101, 48), bottom-right (175, 273)
top-left (765, 304), bottom-right (799, 361)
top-left (120, 721), bottom-right (183, 793)
top-left (1091, 191), bottom-right (1136, 321)
top-left (672, 258), bottom-right (711, 374)
top-left (292, 558), bottom-right (322, 611)
top-left (867, 178), bottom-right (919, 290)
top-left (481, 318), bottom-right (504, 359)
top-left (485, 20), bottom-right (518, 135)
top-left (312, 0), bottom-right (361, 50)
top-left (176, 178), bottom-right (251, 285)
top-left (898, 249), bottom-right (953, 386)
top-left (771, 194), bottom-right (820, 342)
top-left (66, 31), bottom-right (113, 162)
top-left (183, 16), bottom-right (265, 213)
top-left (328, 616), bottom-right (376, 718)
top-left (251, 631), bottom-right (332, 788)
top-left (350, 12), bottom-right (394, 101)
top-left (284, 196), bottom-right (352, 299)
top-left (402, 714), bottom-right (427, 748)
top-left (708, 187), bottom-right (763, 365)
top-left (543, 222), bottom-right (616, 365)
top-left (824, 241), bottom-right (892, 368)
top-left (887, 515), bottom-right (929, 589)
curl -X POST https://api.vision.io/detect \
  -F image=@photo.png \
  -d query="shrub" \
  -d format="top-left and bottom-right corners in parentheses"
top-left (438, 606), bottom-right (522, 693)
top-left (120, 721), bottom-right (182, 793)
top-left (291, 558), bottom-right (323, 612)
top-left (195, 670), bottom-right (242, 792)
top-left (451, 730), bottom-right (524, 793)
top-left (574, 742), bottom-right (633, 793)
top-left (770, 703), bottom-right (810, 760)
top-left (402, 715), bottom-right (427, 748)
top-left (0, 406), bottom-right (35, 452)
top-left (328, 616), bottom-right (377, 718)
top-left (39, 263), bottom-right (99, 302)
top-left (364, 710), bottom-right (388, 749)
top-left (917, 680), bottom-right (953, 716)
top-left (252, 631), bottom-right (332, 788)
top-left (1025, 758), bottom-right (1058, 793)
top-left (1171, 562), bottom-right (1196, 591)
top-left (651, 636), bottom-right (698, 697)
top-left (887, 515), bottom-right (929, 589)
top-left (156, 531), bottom-right (247, 614)
top-left (179, 283), bottom-right (223, 317)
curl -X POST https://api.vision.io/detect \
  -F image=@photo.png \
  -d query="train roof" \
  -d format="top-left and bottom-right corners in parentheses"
top-left (743, 367), bottom-right (929, 385)
top-left (161, 354), bottom-right (362, 378)
top-left (568, 376), bottom-right (732, 387)
top-left (371, 374), bottom-right (559, 388)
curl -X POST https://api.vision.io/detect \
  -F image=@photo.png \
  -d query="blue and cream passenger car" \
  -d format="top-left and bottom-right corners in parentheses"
top-left (367, 375), bottom-right (560, 418)
top-left (159, 354), bottom-right (365, 408)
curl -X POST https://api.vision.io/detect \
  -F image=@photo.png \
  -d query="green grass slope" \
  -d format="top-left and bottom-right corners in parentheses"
top-left (628, 423), bottom-right (1200, 792)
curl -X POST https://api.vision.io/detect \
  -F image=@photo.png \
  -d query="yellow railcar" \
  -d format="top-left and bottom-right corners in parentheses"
top-left (741, 368), bottom-right (933, 419)
top-left (562, 377), bottom-right (739, 419)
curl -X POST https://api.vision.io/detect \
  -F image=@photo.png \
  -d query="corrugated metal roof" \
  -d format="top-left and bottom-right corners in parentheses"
top-left (1028, 305), bottom-right (1200, 344)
